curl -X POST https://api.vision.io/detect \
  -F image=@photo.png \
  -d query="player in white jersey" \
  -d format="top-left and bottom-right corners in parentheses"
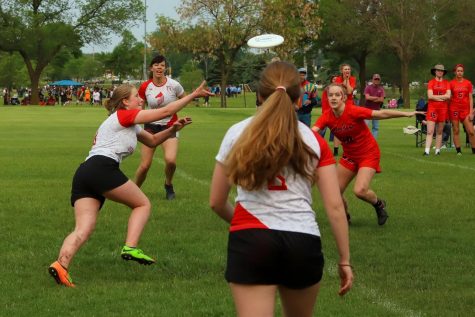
top-left (134, 55), bottom-right (185, 200)
top-left (48, 82), bottom-right (212, 287)
top-left (210, 62), bottom-right (353, 316)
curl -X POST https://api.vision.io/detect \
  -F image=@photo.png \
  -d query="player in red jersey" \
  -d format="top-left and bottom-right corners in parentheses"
top-left (424, 64), bottom-right (451, 156)
top-left (312, 84), bottom-right (422, 225)
top-left (332, 64), bottom-right (356, 156)
top-left (449, 64), bottom-right (475, 155)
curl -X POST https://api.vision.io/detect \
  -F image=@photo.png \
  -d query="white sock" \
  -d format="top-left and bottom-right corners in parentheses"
top-left (424, 147), bottom-right (430, 154)
top-left (435, 148), bottom-right (440, 154)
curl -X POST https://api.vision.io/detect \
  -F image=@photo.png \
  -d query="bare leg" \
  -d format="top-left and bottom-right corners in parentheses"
top-left (434, 122), bottom-right (445, 150)
top-left (462, 116), bottom-right (475, 147)
top-left (279, 283), bottom-right (320, 317)
top-left (134, 144), bottom-right (157, 187)
top-left (425, 121), bottom-right (436, 151)
top-left (57, 198), bottom-right (101, 268)
top-left (352, 167), bottom-right (378, 204)
top-left (229, 283), bottom-right (277, 317)
top-left (104, 180), bottom-right (151, 247)
top-left (161, 137), bottom-right (178, 186)
top-left (451, 119), bottom-right (461, 148)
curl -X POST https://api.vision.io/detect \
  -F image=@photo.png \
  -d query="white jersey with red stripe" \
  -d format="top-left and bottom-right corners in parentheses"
top-left (86, 109), bottom-right (142, 163)
top-left (138, 78), bottom-right (184, 126)
top-left (216, 117), bottom-right (335, 237)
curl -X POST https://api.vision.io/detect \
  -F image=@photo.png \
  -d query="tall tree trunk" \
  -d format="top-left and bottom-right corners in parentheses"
top-left (401, 60), bottom-right (410, 108)
top-left (20, 52), bottom-right (44, 105)
top-left (30, 73), bottom-right (41, 105)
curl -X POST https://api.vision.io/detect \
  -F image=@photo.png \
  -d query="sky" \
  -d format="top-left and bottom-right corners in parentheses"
top-left (82, 0), bottom-right (181, 54)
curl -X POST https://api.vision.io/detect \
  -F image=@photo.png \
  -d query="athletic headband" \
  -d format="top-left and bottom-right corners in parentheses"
top-left (454, 64), bottom-right (464, 71)
top-left (275, 86), bottom-right (286, 92)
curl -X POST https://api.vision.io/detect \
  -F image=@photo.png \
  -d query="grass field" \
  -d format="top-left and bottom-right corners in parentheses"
top-left (0, 99), bottom-right (474, 317)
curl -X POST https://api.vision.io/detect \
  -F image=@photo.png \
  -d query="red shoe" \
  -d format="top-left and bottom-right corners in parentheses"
top-left (48, 261), bottom-right (75, 287)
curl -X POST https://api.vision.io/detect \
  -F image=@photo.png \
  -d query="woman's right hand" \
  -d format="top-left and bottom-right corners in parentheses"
top-left (192, 81), bottom-right (215, 98)
top-left (338, 264), bottom-right (353, 296)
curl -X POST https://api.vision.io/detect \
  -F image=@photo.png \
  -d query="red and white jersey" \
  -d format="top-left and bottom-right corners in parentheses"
top-left (450, 78), bottom-right (472, 109)
top-left (216, 117), bottom-right (335, 236)
top-left (138, 78), bottom-right (184, 126)
top-left (86, 109), bottom-right (142, 163)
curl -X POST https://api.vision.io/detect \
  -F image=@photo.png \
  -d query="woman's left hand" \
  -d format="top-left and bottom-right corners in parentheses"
top-left (172, 117), bottom-right (193, 132)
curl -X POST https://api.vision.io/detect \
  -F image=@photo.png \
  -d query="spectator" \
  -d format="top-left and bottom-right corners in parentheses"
top-left (296, 67), bottom-right (318, 127)
top-left (364, 74), bottom-right (385, 139)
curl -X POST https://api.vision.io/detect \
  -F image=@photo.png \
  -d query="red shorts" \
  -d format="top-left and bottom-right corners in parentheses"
top-left (339, 153), bottom-right (381, 173)
top-left (426, 107), bottom-right (448, 122)
top-left (448, 107), bottom-right (469, 121)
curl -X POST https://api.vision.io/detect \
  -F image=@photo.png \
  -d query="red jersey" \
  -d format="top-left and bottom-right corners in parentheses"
top-left (335, 76), bottom-right (357, 105)
top-left (315, 104), bottom-right (379, 159)
top-left (449, 78), bottom-right (472, 110)
top-left (427, 79), bottom-right (450, 109)
top-left (321, 90), bottom-right (330, 113)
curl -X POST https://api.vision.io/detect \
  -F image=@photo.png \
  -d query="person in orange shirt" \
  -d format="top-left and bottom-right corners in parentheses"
top-left (424, 64), bottom-right (451, 156)
top-left (84, 87), bottom-right (91, 103)
top-left (449, 64), bottom-right (475, 155)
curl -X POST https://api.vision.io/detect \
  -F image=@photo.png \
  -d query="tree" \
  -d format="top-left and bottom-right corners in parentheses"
top-left (318, 0), bottom-right (381, 103)
top-left (151, 0), bottom-right (322, 107)
top-left (0, 52), bottom-right (29, 90)
top-left (0, 0), bottom-right (143, 104)
top-left (106, 31), bottom-right (143, 81)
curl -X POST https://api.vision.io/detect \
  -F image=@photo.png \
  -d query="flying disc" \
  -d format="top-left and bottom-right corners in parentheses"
top-left (247, 34), bottom-right (284, 49)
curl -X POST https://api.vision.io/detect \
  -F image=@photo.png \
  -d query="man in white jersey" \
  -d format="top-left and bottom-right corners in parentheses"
top-left (134, 55), bottom-right (185, 200)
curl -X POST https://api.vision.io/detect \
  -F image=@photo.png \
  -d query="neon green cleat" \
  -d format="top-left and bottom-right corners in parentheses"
top-left (121, 246), bottom-right (156, 265)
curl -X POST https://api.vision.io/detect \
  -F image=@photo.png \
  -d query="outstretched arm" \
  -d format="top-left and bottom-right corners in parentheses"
top-left (134, 81), bottom-right (213, 124)
top-left (315, 164), bottom-right (353, 296)
top-left (137, 117), bottom-right (192, 147)
top-left (371, 109), bottom-right (424, 120)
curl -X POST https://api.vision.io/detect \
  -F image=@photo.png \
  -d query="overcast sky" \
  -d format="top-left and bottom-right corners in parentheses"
top-left (82, 0), bottom-right (181, 53)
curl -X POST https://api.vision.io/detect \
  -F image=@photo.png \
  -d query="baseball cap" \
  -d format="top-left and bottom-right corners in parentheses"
top-left (298, 67), bottom-right (307, 73)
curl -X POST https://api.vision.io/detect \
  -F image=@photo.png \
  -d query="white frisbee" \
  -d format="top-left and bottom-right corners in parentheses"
top-left (247, 34), bottom-right (284, 49)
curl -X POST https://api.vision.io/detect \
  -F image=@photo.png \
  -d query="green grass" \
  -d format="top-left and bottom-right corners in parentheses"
top-left (0, 103), bottom-right (474, 317)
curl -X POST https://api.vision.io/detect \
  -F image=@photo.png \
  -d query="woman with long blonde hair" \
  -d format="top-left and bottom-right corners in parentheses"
top-left (49, 82), bottom-right (211, 287)
top-left (210, 61), bottom-right (353, 317)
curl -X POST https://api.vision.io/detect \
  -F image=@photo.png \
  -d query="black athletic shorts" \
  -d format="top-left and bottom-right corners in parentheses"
top-left (225, 229), bottom-right (324, 289)
top-left (144, 123), bottom-right (177, 138)
top-left (70, 155), bottom-right (128, 209)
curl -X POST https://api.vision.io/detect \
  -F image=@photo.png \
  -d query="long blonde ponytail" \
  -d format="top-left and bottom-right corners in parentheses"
top-left (225, 61), bottom-right (318, 191)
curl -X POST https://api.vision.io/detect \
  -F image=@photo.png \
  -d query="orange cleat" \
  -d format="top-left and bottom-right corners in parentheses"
top-left (48, 261), bottom-right (75, 287)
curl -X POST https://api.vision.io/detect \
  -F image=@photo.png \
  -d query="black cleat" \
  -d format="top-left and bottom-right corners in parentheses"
top-left (374, 199), bottom-right (388, 226)
top-left (164, 184), bottom-right (175, 200)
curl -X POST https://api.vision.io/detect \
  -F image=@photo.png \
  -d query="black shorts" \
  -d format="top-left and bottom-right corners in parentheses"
top-left (70, 155), bottom-right (128, 209)
top-left (225, 229), bottom-right (324, 289)
top-left (144, 123), bottom-right (177, 138)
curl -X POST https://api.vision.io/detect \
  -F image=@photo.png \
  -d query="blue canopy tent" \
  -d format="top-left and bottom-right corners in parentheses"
top-left (49, 80), bottom-right (83, 86)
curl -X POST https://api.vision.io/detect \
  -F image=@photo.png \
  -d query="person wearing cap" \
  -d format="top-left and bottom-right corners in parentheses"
top-left (449, 64), bottom-right (475, 155)
top-left (296, 67), bottom-right (318, 127)
top-left (210, 61), bottom-right (353, 316)
top-left (424, 64), bottom-right (451, 156)
top-left (364, 74), bottom-right (385, 139)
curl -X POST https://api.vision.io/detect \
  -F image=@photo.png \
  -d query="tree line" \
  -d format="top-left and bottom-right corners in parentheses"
top-left (2, 0), bottom-right (475, 107)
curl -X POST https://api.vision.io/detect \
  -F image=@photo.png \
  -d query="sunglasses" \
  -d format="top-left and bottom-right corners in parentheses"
top-left (373, 78), bottom-right (381, 80)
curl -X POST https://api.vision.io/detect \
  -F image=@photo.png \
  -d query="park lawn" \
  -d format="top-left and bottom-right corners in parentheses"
top-left (0, 102), bottom-right (473, 316)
